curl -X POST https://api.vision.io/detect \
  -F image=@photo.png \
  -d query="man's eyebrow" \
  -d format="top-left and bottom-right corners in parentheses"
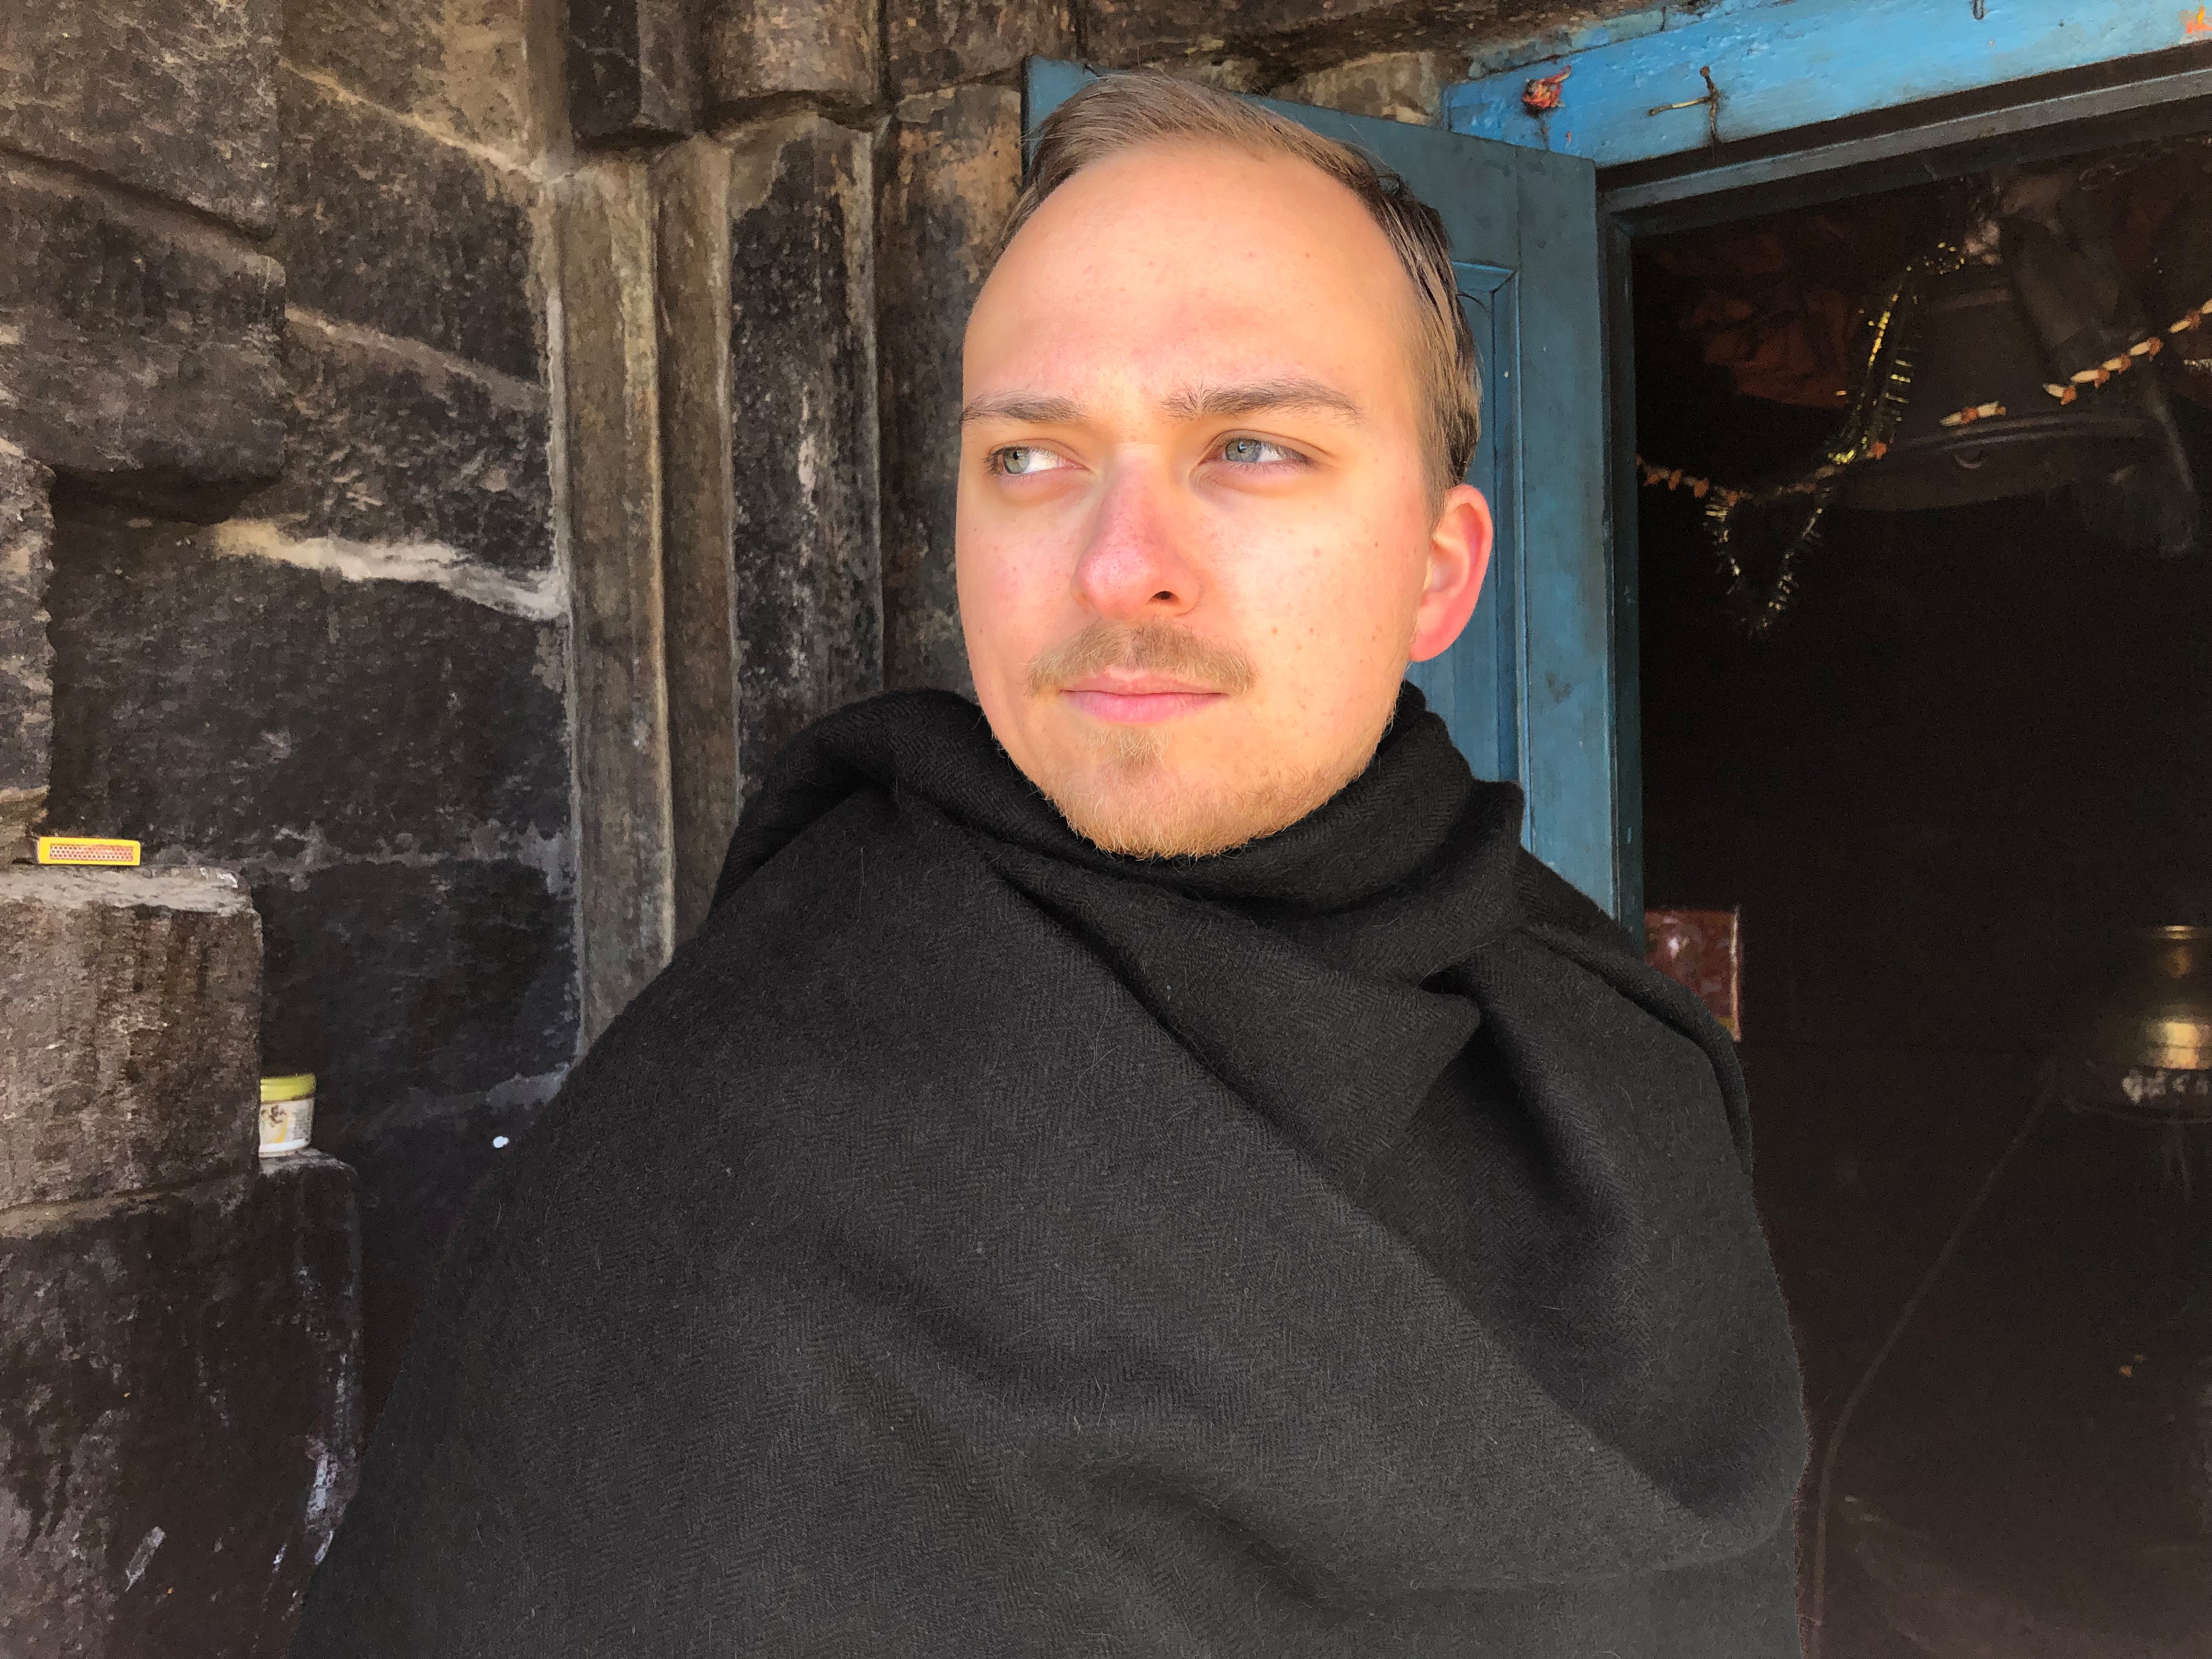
top-left (960, 392), bottom-right (1086, 426)
top-left (1161, 377), bottom-right (1365, 425)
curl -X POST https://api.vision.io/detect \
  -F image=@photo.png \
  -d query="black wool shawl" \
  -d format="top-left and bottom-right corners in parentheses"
top-left (294, 685), bottom-right (1807, 1659)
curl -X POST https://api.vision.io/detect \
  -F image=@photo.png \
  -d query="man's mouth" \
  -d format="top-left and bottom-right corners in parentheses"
top-left (1026, 620), bottom-right (1256, 724)
top-left (1059, 670), bottom-right (1228, 725)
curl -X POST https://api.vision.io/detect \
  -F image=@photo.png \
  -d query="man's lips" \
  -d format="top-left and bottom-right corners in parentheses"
top-left (1058, 673), bottom-right (1228, 725)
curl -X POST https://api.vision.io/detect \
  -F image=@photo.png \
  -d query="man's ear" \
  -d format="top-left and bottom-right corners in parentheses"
top-left (1409, 483), bottom-right (1494, 662)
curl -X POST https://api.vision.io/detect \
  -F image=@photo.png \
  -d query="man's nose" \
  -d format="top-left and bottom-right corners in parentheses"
top-left (1071, 461), bottom-right (1203, 622)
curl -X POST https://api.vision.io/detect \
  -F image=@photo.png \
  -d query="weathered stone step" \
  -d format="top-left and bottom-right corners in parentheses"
top-left (0, 1156), bottom-right (363, 1659)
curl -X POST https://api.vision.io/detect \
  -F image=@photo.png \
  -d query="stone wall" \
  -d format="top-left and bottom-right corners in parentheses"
top-left (0, 0), bottom-right (576, 1437)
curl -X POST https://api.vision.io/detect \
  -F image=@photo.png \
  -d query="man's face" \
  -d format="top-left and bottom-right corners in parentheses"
top-left (956, 139), bottom-right (1492, 857)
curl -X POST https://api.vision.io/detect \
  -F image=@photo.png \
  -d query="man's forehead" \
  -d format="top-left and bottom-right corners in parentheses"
top-left (1021, 136), bottom-right (1382, 251)
top-left (960, 376), bottom-right (1366, 428)
top-left (965, 143), bottom-right (1424, 438)
top-left (984, 141), bottom-right (1408, 318)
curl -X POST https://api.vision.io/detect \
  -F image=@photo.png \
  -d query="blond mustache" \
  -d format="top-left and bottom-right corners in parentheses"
top-left (1026, 620), bottom-right (1256, 698)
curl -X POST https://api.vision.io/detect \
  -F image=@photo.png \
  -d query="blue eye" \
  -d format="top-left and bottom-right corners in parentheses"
top-left (1220, 437), bottom-right (1299, 465)
top-left (992, 445), bottom-right (1071, 476)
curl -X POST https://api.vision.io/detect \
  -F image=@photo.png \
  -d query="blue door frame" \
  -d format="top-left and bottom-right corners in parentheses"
top-left (1447, 0), bottom-right (2212, 172)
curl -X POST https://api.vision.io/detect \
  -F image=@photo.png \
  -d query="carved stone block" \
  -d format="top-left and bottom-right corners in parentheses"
top-left (0, 868), bottom-right (260, 1210)
top-left (0, 161), bottom-right (285, 489)
top-left (43, 505), bottom-right (571, 869)
top-left (883, 0), bottom-right (1074, 97)
top-left (287, 0), bottom-right (544, 160)
top-left (1276, 49), bottom-right (1451, 124)
top-left (1081, 0), bottom-right (1488, 72)
top-left (702, 0), bottom-right (877, 112)
top-left (569, 0), bottom-right (701, 143)
top-left (245, 313), bottom-right (555, 577)
top-left (0, 0), bottom-right (280, 233)
top-left (276, 68), bottom-right (543, 385)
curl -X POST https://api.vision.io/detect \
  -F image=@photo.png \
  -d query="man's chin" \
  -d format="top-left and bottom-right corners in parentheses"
top-left (1039, 748), bottom-right (1352, 861)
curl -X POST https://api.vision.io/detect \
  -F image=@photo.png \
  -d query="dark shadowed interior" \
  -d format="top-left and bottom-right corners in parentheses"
top-left (1637, 144), bottom-right (2212, 1657)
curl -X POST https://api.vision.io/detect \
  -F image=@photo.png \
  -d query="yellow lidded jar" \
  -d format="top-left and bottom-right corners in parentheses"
top-left (258, 1074), bottom-right (315, 1157)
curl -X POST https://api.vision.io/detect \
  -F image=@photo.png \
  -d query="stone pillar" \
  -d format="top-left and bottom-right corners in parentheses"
top-left (653, 138), bottom-right (743, 935)
top-left (557, 160), bottom-right (678, 1036)
top-left (722, 119), bottom-right (881, 793)
top-left (876, 84), bottom-right (1021, 696)
top-left (656, 117), bottom-right (882, 935)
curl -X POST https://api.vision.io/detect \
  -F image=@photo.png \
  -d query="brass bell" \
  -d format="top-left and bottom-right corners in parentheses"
top-left (1839, 189), bottom-right (2198, 552)
top-left (1835, 259), bottom-right (2170, 514)
top-left (2088, 925), bottom-right (2212, 1073)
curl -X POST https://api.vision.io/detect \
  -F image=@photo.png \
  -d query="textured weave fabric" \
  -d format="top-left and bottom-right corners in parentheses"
top-left (294, 684), bottom-right (1807, 1658)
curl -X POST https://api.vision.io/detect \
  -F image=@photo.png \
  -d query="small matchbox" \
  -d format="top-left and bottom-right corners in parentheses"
top-left (36, 836), bottom-right (143, 867)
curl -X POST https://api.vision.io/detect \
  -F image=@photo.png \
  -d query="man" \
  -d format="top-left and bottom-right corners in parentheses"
top-left (296, 74), bottom-right (1805, 1657)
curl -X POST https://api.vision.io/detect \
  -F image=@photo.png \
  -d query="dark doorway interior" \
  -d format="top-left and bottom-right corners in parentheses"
top-left (1635, 138), bottom-right (2212, 1656)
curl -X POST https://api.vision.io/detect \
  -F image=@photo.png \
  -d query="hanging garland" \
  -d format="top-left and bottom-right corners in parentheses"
top-left (1639, 281), bottom-right (2212, 635)
top-left (1703, 242), bottom-right (1962, 634)
top-left (2041, 295), bottom-right (2212, 398)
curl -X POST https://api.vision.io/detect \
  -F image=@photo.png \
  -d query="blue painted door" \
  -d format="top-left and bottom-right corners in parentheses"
top-left (1025, 61), bottom-right (1619, 915)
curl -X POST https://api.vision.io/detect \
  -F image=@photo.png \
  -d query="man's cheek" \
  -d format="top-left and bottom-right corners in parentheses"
top-left (966, 544), bottom-right (1045, 650)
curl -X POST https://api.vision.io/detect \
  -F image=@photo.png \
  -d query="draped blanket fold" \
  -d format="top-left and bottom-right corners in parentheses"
top-left (295, 685), bottom-right (1807, 1658)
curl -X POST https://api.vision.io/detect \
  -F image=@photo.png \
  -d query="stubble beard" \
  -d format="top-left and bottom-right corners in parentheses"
top-left (1024, 620), bottom-right (1386, 859)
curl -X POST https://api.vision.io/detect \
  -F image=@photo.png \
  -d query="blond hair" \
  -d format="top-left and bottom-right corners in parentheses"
top-left (995, 72), bottom-right (1481, 493)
